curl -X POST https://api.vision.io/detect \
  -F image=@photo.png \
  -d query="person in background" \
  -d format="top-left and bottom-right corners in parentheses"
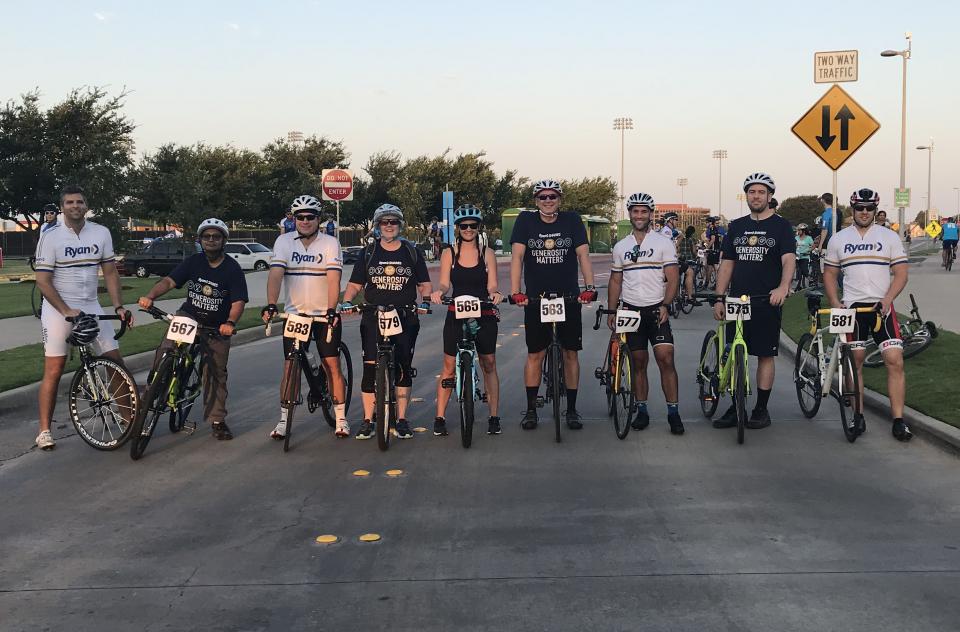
top-left (794, 223), bottom-right (814, 291)
top-left (279, 210), bottom-right (295, 234)
top-left (40, 203), bottom-right (60, 232)
top-left (324, 214), bottom-right (338, 237)
top-left (815, 193), bottom-right (834, 252)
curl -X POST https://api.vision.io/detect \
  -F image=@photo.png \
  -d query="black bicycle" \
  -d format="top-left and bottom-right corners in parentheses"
top-left (65, 312), bottom-right (137, 450)
top-left (862, 293), bottom-right (938, 367)
top-left (29, 256), bottom-right (42, 319)
top-left (266, 312), bottom-right (354, 452)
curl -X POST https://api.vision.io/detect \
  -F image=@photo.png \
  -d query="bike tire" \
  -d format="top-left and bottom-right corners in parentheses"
top-left (733, 346), bottom-right (747, 445)
top-left (605, 338), bottom-right (618, 416)
top-left (31, 284), bottom-right (42, 319)
top-left (838, 345), bottom-right (860, 443)
top-left (169, 351), bottom-right (201, 433)
top-left (550, 344), bottom-right (562, 443)
top-left (375, 357), bottom-right (392, 451)
top-left (680, 292), bottom-right (694, 314)
top-left (794, 333), bottom-right (822, 419)
top-left (130, 356), bottom-right (173, 460)
top-left (862, 341), bottom-right (883, 368)
top-left (318, 342), bottom-right (354, 427)
top-left (698, 331), bottom-right (720, 418)
top-left (611, 347), bottom-right (633, 440)
top-left (280, 357), bottom-right (301, 453)
top-left (902, 332), bottom-right (933, 360)
top-left (458, 351), bottom-right (474, 449)
top-left (68, 356), bottom-right (138, 450)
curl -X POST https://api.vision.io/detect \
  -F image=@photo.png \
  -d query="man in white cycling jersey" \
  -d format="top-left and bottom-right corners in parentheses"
top-left (824, 188), bottom-right (911, 441)
top-left (608, 193), bottom-right (683, 434)
top-left (262, 195), bottom-right (349, 438)
top-left (33, 185), bottom-right (133, 450)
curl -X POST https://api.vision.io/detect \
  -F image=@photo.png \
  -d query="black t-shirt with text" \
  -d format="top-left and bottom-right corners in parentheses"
top-left (169, 254), bottom-right (249, 326)
top-left (721, 213), bottom-right (796, 295)
top-left (349, 240), bottom-right (430, 306)
top-left (510, 210), bottom-right (588, 295)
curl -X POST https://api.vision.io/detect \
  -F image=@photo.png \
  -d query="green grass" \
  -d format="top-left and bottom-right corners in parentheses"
top-left (0, 259), bottom-right (35, 277)
top-left (781, 292), bottom-right (959, 428)
top-left (0, 278), bottom-right (188, 319)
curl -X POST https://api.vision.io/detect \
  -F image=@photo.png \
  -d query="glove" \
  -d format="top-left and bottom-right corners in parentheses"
top-left (417, 301), bottom-right (431, 314)
top-left (338, 301), bottom-right (354, 313)
top-left (579, 287), bottom-right (598, 303)
top-left (261, 304), bottom-right (278, 320)
top-left (325, 307), bottom-right (340, 327)
top-left (510, 293), bottom-right (527, 305)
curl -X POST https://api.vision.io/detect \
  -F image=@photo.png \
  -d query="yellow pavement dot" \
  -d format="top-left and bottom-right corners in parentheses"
top-left (359, 533), bottom-right (381, 542)
top-left (386, 469), bottom-right (404, 477)
top-left (315, 535), bottom-right (339, 544)
top-left (413, 426), bottom-right (427, 433)
top-left (352, 469), bottom-right (371, 477)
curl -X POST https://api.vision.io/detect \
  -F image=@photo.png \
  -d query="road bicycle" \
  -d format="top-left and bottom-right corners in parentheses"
top-left (440, 295), bottom-right (497, 448)
top-left (592, 305), bottom-right (640, 440)
top-left (65, 312), bottom-right (137, 450)
top-left (265, 312), bottom-right (354, 452)
top-left (793, 291), bottom-right (881, 442)
top-left (29, 256), bottom-right (42, 319)
top-left (130, 306), bottom-right (219, 460)
top-left (861, 294), bottom-right (937, 368)
top-left (944, 242), bottom-right (956, 271)
top-left (695, 293), bottom-right (767, 445)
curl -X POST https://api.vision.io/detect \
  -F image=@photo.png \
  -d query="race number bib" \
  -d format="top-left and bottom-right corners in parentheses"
top-left (283, 313), bottom-right (313, 342)
top-left (614, 309), bottom-right (642, 333)
top-left (724, 297), bottom-right (751, 321)
top-left (828, 308), bottom-right (856, 334)
top-left (454, 295), bottom-right (481, 320)
top-left (540, 297), bottom-right (566, 323)
top-left (166, 316), bottom-right (199, 344)
top-left (378, 309), bottom-right (403, 336)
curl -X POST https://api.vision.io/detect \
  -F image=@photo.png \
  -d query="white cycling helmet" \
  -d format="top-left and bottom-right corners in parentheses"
top-left (197, 217), bottom-right (229, 239)
top-left (626, 192), bottom-right (656, 211)
top-left (290, 195), bottom-right (321, 213)
top-left (372, 203), bottom-right (405, 227)
top-left (743, 172), bottom-right (776, 193)
top-left (533, 179), bottom-right (563, 195)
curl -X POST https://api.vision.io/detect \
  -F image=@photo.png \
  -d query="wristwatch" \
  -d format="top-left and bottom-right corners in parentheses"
top-left (225, 320), bottom-right (236, 327)
top-left (113, 305), bottom-right (124, 313)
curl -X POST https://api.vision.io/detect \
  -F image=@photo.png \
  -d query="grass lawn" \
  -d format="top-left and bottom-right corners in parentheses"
top-left (0, 258), bottom-right (35, 277)
top-left (781, 292), bottom-right (959, 428)
top-left (0, 278), bottom-right (188, 319)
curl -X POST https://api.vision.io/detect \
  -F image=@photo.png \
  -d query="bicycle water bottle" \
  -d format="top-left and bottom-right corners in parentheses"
top-left (467, 319), bottom-right (480, 337)
top-left (306, 349), bottom-right (320, 375)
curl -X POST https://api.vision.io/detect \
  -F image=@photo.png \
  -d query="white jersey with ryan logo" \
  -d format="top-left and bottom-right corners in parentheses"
top-left (34, 222), bottom-right (116, 304)
top-left (270, 231), bottom-right (343, 314)
top-left (611, 231), bottom-right (678, 307)
top-left (823, 224), bottom-right (907, 306)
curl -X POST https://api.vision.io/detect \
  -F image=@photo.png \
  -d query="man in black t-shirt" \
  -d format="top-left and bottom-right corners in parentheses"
top-left (712, 173), bottom-right (795, 430)
top-left (138, 218), bottom-right (249, 440)
top-left (509, 179), bottom-right (597, 431)
top-left (342, 204), bottom-right (432, 440)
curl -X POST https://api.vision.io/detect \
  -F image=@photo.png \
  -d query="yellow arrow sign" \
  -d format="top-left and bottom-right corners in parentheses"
top-left (792, 84), bottom-right (880, 171)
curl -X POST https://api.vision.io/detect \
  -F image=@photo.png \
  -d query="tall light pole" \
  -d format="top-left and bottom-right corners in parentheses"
top-left (677, 177), bottom-right (688, 226)
top-left (712, 149), bottom-right (727, 219)
top-left (953, 187), bottom-right (959, 216)
top-left (881, 33), bottom-right (911, 240)
top-left (917, 139), bottom-right (933, 221)
top-left (613, 117), bottom-right (633, 221)
top-left (287, 130), bottom-right (304, 146)
top-left (736, 193), bottom-right (745, 215)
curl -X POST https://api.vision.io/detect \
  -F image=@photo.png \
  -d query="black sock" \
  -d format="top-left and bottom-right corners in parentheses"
top-left (567, 389), bottom-right (578, 412)
top-left (526, 386), bottom-right (538, 411)
top-left (756, 388), bottom-right (771, 410)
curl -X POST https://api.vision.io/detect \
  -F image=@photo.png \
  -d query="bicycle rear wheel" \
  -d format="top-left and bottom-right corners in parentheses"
top-left (794, 333), bottom-right (822, 419)
top-left (697, 331), bottom-right (720, 418)
top-left (68, 357), bottom-right (138, 450)
top-left (611, 347), bottom-right (633, 440)
top-left (131, 356), bottom-right (173, 460)
top-left (733, 346), bottom-right (747, 445)
top-left (375, 356), bottom-right (392, 451)
top-left (458, 351), bottom-right (475, 449)
top-left (604, 338), bottom-right (618, 416)
top-left (280, 357), bottom-right (301, 453)
top-left (550, 344), bottom-right (562, 443)
top-left (680, 290), bottom-right (694, 314)
top-left (31, 284), bottom-right (42, 319)
top-left (838, 345), bottom-right (861, 443)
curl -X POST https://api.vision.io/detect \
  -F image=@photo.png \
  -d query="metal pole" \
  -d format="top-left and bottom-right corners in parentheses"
top-left (926, 141), bottom-right (933, 221)
top-left (831, 170), bottom-right (838, 237)
top-left (718, 157), bottom-right (722, 218)
top-left (898, 46), bottom-right (908, 239)
top-left (336, 200), bottom-right (341, 240)
top-left (620, 128), bottom-right (625, 221)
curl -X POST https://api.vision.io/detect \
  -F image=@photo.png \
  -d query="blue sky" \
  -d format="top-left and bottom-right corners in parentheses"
top-left (3, 1), bottom-right (958, 220)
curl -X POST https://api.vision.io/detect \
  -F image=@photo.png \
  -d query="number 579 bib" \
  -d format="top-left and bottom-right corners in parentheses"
top-left (378, 309), bottom-right (403, 336)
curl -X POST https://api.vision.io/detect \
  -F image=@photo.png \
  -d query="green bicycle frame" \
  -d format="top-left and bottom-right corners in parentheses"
top-left (703, 316), bottom-right (751, 400)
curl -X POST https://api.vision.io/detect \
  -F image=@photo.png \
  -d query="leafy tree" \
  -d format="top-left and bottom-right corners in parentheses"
top-left (255, 135), bottom-right (349, 225)
top-left (778, 195), bottom-right (821, 228)
top-left (553, 177), bottom-right (619, 220)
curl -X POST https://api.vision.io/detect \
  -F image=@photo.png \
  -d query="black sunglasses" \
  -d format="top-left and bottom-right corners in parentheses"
top-left (200, 233), bottom-right (224, 241)
top-left (536, 194), bottom-right (559, 201)
top-left (295, 214), bottom-right (317, 221)
top-left (458, 222), bottom-right (480, 230)
top-left (379, 219), bottom-right (401, 226)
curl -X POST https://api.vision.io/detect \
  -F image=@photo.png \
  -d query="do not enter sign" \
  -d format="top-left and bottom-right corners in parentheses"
top-left (321, 169), bottom-right (353, 202)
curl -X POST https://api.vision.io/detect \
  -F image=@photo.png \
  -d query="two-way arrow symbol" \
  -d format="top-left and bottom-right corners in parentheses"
top-left (816, 104), bottom-right (856, 151)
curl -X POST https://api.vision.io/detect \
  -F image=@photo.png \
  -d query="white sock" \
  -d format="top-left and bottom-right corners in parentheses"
top-left (334, 403), bottom-right (346, 421)
top-left (280, 407), bottom-right (288, 422)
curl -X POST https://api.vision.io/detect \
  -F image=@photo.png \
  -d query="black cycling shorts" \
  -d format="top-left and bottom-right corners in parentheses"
top-left (443, 311), bottom-right (498, 356)
top-left (281, 320), bottom-right (342, 358)
top-left (706, 251), bottom-right (721, 265)
top-left (359, 308), bottom-right (420, 365)
top-left (621, 304), bottom-right (674, 351)
top-left (724, 298), bottom-right (781, 357)
top-left (943, 239), bottom-right (958, 251)
top-left (523, 302), bottom-right (582, 353)
top-left (845, 302), bottom-right (902, 352)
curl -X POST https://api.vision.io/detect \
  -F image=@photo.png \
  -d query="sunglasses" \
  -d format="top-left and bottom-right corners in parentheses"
top-left (536, 194), bottom-right (559, 201)
top-left (458, 222), bottom-right (480, 230)
top-left (853, 206), bottom-right (877, 212)
top-left (200, 233), bottom-right (224, 241)
top-left (295, 214), bottom-right (317, 221)
top-left (379, 219), bottom-right (401, 226)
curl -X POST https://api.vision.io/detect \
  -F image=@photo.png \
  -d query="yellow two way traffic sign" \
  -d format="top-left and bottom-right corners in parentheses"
top-left (792, 84), bottom-right (880, 170)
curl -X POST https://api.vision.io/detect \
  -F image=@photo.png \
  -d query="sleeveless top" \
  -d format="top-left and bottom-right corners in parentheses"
top-left (450, 247), bottom-right (487, 298)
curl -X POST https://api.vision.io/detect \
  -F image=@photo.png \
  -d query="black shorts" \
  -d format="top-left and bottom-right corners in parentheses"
top-left (845, 302), bottom-right (902, 352)
top-left (944, 239), bottom-right (958, 251)
top-left (523, 302), bottom-right (582, 353)
top-left (724, 298), bottom-right (781, 357)
top-left (622, 304), bottom-right (674, 351)
top-left (281, 320), bottom-right (342, 358)
top-left (706, 251), bottom-right (721, 265)
top-left (359, 308), bottom-right (420, 365)
top-left (443, 311), bottom-right (498, 356)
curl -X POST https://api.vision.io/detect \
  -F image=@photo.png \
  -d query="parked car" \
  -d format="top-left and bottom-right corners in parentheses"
top-left (224, 241), bottom-right (273, 271)
top-left (120, 238), bottom-right (201, 278)
top-left (341, 246), bottom-right (364, 265)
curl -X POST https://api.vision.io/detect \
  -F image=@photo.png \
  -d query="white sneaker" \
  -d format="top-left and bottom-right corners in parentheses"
top-left (270, 421), bottom-right (286, 440)
top-left (335, 419), bottom-right (350, 438)
top-left (36, 430), bottom-right (55, 450)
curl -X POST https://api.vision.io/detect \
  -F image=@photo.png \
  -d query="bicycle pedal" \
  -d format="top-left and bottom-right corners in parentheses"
top-left (183, 421), bottom-right (198, 435)
top-left (480, 392), bottom-right (488, 402)
top-left (535, 396), bottom-right (545, 408)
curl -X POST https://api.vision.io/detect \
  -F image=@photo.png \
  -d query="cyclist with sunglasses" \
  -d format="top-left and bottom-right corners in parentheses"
top-left (262, 195), bottom-right (348, 438)
top-left (342, 204), bottom-right (433, 440)
top-left (510, 179), bottom-right (597, 431)
top-left (430, 204), bottom-right (503, 436)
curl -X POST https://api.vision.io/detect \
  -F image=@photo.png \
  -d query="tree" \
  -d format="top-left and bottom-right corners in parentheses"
top-left (555, 177), bottom-right (619, 220)
top-left (341, 150), bottom-right (403, 228)
top-left (778, 195), bottom-right (821, 228)
top-left (255, 135), bottom-right (349, 225)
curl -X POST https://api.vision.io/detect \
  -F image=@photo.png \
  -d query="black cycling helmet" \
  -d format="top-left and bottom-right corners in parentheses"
top-left (850, 188), bottom-right (880, 209)
top-left (67, 313), bottom-right (100, 346)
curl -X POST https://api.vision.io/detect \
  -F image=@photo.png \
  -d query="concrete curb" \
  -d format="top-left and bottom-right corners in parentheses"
top-left (778, 331), bottom-right (960, 452)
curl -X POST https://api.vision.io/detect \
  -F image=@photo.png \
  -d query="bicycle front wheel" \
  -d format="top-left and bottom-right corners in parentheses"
top-left (170, 350), bottom-right (201, 433)
top-left (458, 351), bottom-right (475, 449)
top-left (69, 357), bottom-right (138, 450)
top-left (550, 344), bottom-right (562, 443)
top-left (611, 347), bottom-right (633, 440)
top-left (733, 346), bottom-right (747, 445)
top-left (697, 331), bottom-right (720, 418)
top-left (280, 358), bottom-right (301, 452)
top-left (375, 357), bottom-right (392, 451)
top-left (131, 356), bottom-right (173, 460)
top-left (794, 333), bottom-right (822, 419)
top-left (838, 345), bottom-right (861, 443)
top-left (680, 292), bottom-right (694, 314)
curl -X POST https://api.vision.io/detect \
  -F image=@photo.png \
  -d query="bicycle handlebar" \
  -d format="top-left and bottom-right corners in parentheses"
top-left (65, 312), bottom-right (131, 341)
top-left (508, 293), bottom-right (581, 305)
top-left (694, 292), bottom-right (772, 305)
top-left (139, 306), bottom-right (222, 338)
top-left (439, 296), bottom-right (497, 307)
top-left (265, 312), bottom-right (336, 342)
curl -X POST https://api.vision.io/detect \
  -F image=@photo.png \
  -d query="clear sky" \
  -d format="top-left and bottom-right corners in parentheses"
top-left (3, 0), bottom-right (958, 220)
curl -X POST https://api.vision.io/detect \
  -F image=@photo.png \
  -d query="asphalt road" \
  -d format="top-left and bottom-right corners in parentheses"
top-left (2, 279), bottom-right (958, 631)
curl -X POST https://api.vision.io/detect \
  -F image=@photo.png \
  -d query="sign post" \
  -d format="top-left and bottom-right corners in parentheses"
top-left (321, 168), bottom-right (354, 240)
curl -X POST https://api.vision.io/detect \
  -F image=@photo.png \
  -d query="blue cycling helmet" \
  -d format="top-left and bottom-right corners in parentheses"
top-left (453, 204), bottom-right (482, 225)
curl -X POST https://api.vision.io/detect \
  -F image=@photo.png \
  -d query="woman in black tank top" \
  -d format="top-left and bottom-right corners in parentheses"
top-left (429, 207), bottom-right (503, 436)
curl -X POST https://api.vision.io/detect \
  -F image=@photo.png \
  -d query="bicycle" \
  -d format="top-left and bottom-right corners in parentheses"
top-left (29, 256), bottom-right (42, 319)
top-left (440, 295), bottom-right (496, 448)
top-left (130, 306), bottom-right (218, 460)
top-left (265, 312), bottom-right (354, 452)
top-left (793, 291), bottom-right (881, 442)
top-left (65, 312), bottom-right (137, 450)
top-left (347, 303), bottom-right (430, 451)
top-left (592, 305), bottom-right (638, 440)
top-left (861, 293), bottom-right (938, 367)
top-left (695, 293), bottom-right (767, 445)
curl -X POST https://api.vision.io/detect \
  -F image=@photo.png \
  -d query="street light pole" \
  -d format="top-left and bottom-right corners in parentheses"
top-left (613, 118), bottom-right (633, 221)
top-left (712, 150), bottom-right (727, 219)
top-left (917, 140), bottom-right (933, 221)
top-left (881, 33), bottom-right (911, 239)
top-left (677, 177), bottom-right (688, 226)
top-left (953, 187), bottom-right (959, 216)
